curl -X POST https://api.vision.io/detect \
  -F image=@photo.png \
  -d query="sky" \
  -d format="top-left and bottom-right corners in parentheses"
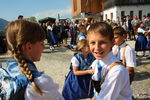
top-left (0, 0), bottom-right (72, 21)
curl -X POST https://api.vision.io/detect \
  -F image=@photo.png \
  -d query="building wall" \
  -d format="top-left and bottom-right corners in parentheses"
top-left (103, 5), bottom-right (150, 21)
top-left (103, 0), bottom-right (150, 10)
top-left (72, 0), bottom-right (103, 18)
top-left (72, 0), bottom-right (81, 18)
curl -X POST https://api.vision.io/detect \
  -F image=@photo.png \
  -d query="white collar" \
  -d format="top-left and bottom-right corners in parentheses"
top-left (98, 52), bottom-right (120, 68)
top-left (119, 42), bottom-right (127, 48)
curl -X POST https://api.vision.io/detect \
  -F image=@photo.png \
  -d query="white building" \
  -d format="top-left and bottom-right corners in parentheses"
top-left (102, 0), bottom-right (150, 21)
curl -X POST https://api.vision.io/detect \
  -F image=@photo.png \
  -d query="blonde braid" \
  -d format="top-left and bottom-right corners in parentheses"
top-left (14, 44), bottom-right (43, 95)
top-left (6, 20), bottom-right (45, 96)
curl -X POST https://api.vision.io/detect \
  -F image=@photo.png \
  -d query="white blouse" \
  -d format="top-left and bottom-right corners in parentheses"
top-left (25, 74), bottom-right (64, 100)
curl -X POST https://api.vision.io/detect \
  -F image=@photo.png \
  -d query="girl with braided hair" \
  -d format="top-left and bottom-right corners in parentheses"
top-left (3, 20), bottom-right (64, 100)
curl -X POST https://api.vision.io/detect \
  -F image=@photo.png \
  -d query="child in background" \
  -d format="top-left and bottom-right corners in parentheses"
top-left (62, 40), bottom-right (95, 100)
top-left (87, 22), bottom-right (132, 100)
top-left (112, 27), bottom-right (136, 83)
top-left (135, 22), bottom-right (148, 56)
top-left (2, 20), bottom-right (64, 100)
top-left (68, 24), bottom-right (87, 51)
top-left (77, 24), bottom-right (87, 41)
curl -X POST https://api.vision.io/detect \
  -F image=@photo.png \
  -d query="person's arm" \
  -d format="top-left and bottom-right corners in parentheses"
top-left (71, 56), bottom-right (94, 76)
top-left (125, 46), bottom-right (136, 83)
top-left (72, 66), bottom-right (93, 76)
top-left (126, 67), bottom-right (135, 84)
top-left (97, 66), bottom-right (131, 100)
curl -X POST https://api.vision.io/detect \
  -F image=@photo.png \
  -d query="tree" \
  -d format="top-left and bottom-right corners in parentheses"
top-left (25, 16), bottom-right (37, 22)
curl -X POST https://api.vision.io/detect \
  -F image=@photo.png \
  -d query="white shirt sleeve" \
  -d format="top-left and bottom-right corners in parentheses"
top-left (71, 56), bottom-right (79, 67)
top-left (97, 65), bottom-right (132, 100)
top-left (137, 28), bottom-right (145, 34)
top-left (25, 74), bottom-right (64, 100)
top-left (125, 46), bottom-right (136, 67)
top-left (47, 26), bottom-right (52, 31)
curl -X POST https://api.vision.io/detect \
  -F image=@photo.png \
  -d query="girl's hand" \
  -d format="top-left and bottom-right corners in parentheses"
top-left (87, 69), bottom-right (94, 75)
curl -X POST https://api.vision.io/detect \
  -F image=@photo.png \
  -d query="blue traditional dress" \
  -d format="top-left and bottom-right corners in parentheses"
top-left (0, 59), bottom-right (42, 100)
top-left (135, 27), bottom-right (148, 51)
top-left (62, 53), bottom-right (95, 100)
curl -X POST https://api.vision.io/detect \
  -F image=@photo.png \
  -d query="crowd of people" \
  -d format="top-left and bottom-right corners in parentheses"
top-left (0, 14), bottom-right (149, 100)
top-left (39, 14), bottom-right (150, 58)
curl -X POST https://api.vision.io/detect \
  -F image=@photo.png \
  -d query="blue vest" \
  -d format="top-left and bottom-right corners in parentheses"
top-left (74, 53), bottom-right (95, 70)
top-left (0, 59), bottom-right (42, 100)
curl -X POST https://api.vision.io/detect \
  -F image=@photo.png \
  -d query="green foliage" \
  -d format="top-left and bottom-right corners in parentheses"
top-left (24, 16), bottom-right (37, 22)
top-left (38, 17), bottom-right (56, 23)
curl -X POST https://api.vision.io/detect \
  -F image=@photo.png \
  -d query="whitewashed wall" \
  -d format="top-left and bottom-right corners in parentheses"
top-left (103, 5), bottom-right (150, 21)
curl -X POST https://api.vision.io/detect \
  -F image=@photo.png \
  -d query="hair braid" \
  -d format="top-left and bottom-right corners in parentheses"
top-left (14, 44), bottom-right (43, 95)
top-left (6, 20), bottom-right (45, 95)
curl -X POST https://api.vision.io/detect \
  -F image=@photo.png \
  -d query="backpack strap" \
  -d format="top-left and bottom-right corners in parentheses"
top-left (100, 62), bottom-right (123, 85)
top-left (122, 44), bottom-right (128, 66)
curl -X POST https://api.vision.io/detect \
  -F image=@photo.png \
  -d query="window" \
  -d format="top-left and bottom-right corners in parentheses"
top-left (105, 14), bottom-right (108, 20)
top-left (110, 13), bottom-right (113, 21)
top-left (130, 11), bottom-right (134, 20)
top-left (121, 11), bottom-right (125, 19)
top-left (139, 10), bottom-right (142, 20)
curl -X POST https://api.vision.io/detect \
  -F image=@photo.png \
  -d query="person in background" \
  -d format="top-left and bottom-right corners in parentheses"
top-left (77, 24), bottom-right (87, 41)
top-left (115, 16), bottom-right (121, 26)
top-left (135, 22), bottom-right (148, 56)
top-left (125, 15), bottom-right (134, 40)
top-left (18, 15), bottom-right (23, 20)
top-left (112, 27), bottom-right (136, 84)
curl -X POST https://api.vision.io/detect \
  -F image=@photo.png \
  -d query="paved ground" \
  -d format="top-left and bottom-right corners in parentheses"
top-left (0, 40), bottom-right (150, 100)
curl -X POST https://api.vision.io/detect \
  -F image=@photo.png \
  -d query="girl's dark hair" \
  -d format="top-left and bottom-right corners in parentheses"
top-left (87, 22), bottom-right (114, 41)
top-left (6, 20), bottom-right (46, 95)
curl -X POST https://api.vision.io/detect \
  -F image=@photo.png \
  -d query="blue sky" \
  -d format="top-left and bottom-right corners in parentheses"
top-left (0, 0), bottom-right (72, 21)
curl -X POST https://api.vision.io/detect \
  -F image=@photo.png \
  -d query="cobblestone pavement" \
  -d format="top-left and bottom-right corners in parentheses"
top-left (0, 40), bottom-right (150, 100)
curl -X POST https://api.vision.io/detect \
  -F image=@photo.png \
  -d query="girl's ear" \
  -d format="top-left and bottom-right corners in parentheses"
top-left (23, 42), bottom-right (32, 52)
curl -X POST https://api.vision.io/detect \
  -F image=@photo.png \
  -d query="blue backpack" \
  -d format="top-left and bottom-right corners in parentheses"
top-left (0, 60), bottom-right (29, 100)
